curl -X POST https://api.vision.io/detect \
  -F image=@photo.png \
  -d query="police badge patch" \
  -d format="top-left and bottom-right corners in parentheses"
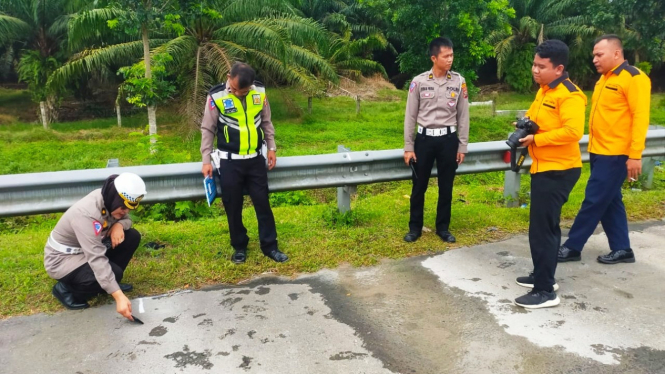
top-left (409, 81), bottom-right (417, 93)
top-left (209, 97), bottom-right (216, 110)
top-left (252, 94), bottom-right (261, 105)
top-left (222, 98), bottom-right (237, 113)
top-left (93, 220), bottom-right (103, 236)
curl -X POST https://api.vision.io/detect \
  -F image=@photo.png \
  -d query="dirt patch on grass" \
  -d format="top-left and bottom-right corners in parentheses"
top-left (327, 74), bottom-right (399, 101)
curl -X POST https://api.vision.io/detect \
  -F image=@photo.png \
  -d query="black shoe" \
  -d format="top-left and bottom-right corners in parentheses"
top-left (119, 283), bottom-right (133, 293)
top-left (558, 245), bottom-right (581, 262)
top-left (436, 231), bottom-right (456, 243)
top-left (515, 272), bottom-right (559, 291)
top-left (52, 282), bottom-right (89, 310)
top-left (514, 289), bottom-right (560, 309)
top-left (232, 249), bottom-right (247, 264)
top-left (403, 231), bottom-right (421, 243)
top-left (597, 249), bottom-right (635, 264)
top-left (266, 250), bottom-right (289, 263)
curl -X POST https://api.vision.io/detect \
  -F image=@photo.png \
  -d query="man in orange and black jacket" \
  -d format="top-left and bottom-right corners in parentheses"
top-left (513, 40), bottom-right (586, 309)
top-left (558, 35), bottom-right (651, 265)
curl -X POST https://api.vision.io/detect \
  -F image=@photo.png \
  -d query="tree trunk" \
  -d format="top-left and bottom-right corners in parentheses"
top-left (537, 24), bottom-right (544, 44)
top-left (39, 101), bottom-right (48, 129)
top-left (142, 25), bottom-right (157, 151)
top-left (193, 46), bottom-right (201, 108)
top-left (116, 103), bottom-right (122, 127)
top-left (148, 105), bottom-right (157, 149)
top-left (634, 50), bottom-right (640, 64)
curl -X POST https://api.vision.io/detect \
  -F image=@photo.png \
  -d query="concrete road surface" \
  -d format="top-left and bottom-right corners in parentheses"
top-left (1, 223), bottom-right (664, 374)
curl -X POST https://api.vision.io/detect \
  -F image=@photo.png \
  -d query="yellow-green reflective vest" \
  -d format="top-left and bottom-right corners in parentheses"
top-left (210, 84), bottom-right (266, 155)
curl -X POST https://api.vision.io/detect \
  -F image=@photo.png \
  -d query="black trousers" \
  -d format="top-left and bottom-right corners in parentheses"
top-left (529, 168), bottom-right (581, 292)
top-left (216, 155), bottom-right (278, 254)
top-left (409, 132), bottom-right (459, 233)
top-left (59, 228), bottom-right (141, 299)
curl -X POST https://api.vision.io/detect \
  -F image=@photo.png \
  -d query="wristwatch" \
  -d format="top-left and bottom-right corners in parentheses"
top-left (269, 147), bottom-right (276, 152)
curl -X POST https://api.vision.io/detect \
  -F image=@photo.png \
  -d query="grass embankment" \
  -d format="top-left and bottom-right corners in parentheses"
top-left (1, 89), bottom-right (664, 318)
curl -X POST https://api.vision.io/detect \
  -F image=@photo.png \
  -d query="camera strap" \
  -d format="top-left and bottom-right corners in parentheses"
top-left (510, 147), bottom-right (529, 172)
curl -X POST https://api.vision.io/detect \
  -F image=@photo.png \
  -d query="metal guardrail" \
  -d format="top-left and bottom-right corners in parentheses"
top-left (1, 130), bottom-right (664, 217)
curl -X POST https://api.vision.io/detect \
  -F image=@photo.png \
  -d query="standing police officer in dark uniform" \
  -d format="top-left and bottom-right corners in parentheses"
top-left (403, 37), bottom-right (470, 243)
top-left (201, 62), bottom-right (288, 264)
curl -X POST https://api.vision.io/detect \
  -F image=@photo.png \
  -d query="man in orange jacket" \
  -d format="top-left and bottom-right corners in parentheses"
top-left (514, 40), bottom-right (586, 308)
top-left (558, 35), bottom-right (651, 265)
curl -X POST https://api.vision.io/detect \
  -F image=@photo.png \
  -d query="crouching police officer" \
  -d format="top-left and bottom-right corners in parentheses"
top-left (200, 62), bottom-right (288, 264)
top-left (44, 173), bottom-right (146, 321)
top-left (513, 40), bottom-right (586, 309)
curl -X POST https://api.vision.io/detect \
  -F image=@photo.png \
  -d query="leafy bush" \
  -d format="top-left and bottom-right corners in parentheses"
top-left (132, 201), bottom-right (218, 222)
top-left (269, 191), bottom-right (315, 207)
top-left (504, 45), bottom-right (536, 93)
top-left (321, 207), bottom-right (366, 228)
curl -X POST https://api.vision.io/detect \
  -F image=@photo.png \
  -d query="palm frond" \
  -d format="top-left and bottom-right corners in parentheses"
top-left (214, 20), bottom-right (290, 63)
top-left (67, 8), bottom-right (131, 51)
top-left (48, 39), bottom-right (167, 89)
top-left (0, 14), bottom-right (32, 46)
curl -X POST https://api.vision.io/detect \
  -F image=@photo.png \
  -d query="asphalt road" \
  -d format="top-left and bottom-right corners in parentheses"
top-left (1, 223), bottom-right (664, 374)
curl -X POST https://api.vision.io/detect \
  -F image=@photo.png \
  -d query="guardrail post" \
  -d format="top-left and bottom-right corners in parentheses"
top-left (106, 159), bottom-right (119, 168)
top-left (337, 145), bottom-right (357, 213)
top-left (503, 170), bottom-right (521, 208)
top-left (641, 157), bottom-right (657, 189)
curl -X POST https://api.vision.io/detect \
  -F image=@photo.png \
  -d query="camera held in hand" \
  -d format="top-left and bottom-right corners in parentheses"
top-left (506, 117), bottom-right (539, 148)
top-left (506, 117), bottom-right (539, 172)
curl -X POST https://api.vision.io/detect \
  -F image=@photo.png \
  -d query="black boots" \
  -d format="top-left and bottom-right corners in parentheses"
top-left (52, 282), bottom-right (89, 310)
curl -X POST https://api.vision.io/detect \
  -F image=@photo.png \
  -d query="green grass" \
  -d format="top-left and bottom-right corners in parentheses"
top-left (1, 87), bottom-right (665, 318)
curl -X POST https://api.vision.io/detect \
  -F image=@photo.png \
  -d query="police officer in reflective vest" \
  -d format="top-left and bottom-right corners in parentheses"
top-left (403, 37), bottom-right (470, 243)
top-left (44, 173), bottom-right (145, 320)
top-left (201, 62), bottom-right (288, 264)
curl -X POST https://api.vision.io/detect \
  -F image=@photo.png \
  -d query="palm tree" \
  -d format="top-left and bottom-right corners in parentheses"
top-left (159, 0), bottom-right (339, 127)
top-left (50, 0), bottom-right (340, 131)
top-left (0, 0), bottom-right (75, 128)
top-left (292, 0), bottom-right (390, 79)
top-left (490, 0), bottom-right (596, 92)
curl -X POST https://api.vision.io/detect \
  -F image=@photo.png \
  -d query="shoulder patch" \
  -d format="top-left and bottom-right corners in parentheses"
top-left (624, 65), bottom-right (640, 77)
top-left (409, 81), bottom-right (417, 93)
top-left (562, 80), bottom-right (579, 92)
top-left (208, 83), bottom-right (226, 95)
top-left (92, 220), bottom-right (103, 236)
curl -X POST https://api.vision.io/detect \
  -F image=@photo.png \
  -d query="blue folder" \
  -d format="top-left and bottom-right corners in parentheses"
top-left (204, 176), bottom-right (216, 206)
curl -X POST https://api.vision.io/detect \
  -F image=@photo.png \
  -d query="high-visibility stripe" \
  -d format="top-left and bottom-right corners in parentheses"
top-left (213, 90), bottom-right (265, 155)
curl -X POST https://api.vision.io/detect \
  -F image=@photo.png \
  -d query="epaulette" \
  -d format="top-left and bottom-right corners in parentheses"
top-left (624, 65), bottom-right (640, 77)
top-left (208, 83), bottom-right (226, 95)
top-left (253, 80), bottom-right (265, 88)
top-left (562, 80), bottom-right (579, 92)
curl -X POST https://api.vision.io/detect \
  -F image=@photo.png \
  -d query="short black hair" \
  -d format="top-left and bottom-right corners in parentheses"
top-left (429, 37), bottom-right (454, 57)
top-left (535, 39), bottom-right (569, 70)
top-left (595, 34), bottom-right (623, 50)
top-left (229, 62), bottom-right (256, 89)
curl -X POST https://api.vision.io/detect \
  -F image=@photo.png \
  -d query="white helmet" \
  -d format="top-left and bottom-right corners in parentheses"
top-left (114, 173), bottom-right (147, 209)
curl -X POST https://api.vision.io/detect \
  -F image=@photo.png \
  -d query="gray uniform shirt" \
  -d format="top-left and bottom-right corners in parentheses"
top-left (200, 81), bottom-right (277, 164)
top-left (404, 69), bottom-right (470, 153)
top-left (44, 189), bottom-right (132, 294)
